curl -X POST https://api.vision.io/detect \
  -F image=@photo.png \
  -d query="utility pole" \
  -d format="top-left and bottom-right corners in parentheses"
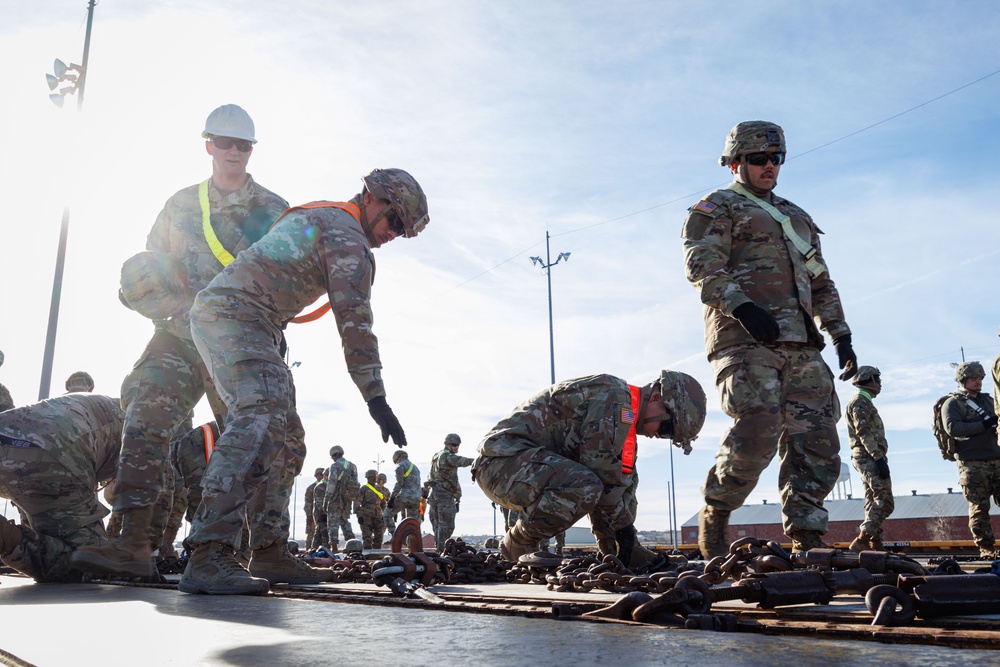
top-left (529, 232), bottom-right (570, 384)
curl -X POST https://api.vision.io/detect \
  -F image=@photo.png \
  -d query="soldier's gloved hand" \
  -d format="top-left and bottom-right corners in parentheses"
top-left (367, 396), bottom-right (407, 446)
top-left (733, 303), bottom-right (780, 344)
top-left (833, 334), bottom-right (858, 381)
top-left (983, 415), bottom-right (999, 431)
top-left (387, 497), bottom-right (395, 509)
top-left (455, 501), bottom-right (460, 514)
top-left (875, 457), bottom-right (891, 480)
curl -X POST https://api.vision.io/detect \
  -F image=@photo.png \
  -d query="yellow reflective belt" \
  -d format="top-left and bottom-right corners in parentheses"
top-left (199, 180), bottom-right (236, 267)
top-left (728, 182), bottom-right (826, 278)
top-left (404, 462), bottom-right (414, 478)
top-left (366, 483), bottom-right (385, 500)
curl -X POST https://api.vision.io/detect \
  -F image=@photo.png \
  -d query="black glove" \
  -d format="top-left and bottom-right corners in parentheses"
top-left (367, 396), bottom-right (406, 446)
top-left (357, 516), bottom-right (364, 526)
top-left (733, 303), bottom-right (780, 344)
top-left (455, 501), bottom-right (460, 514)
top-left (387, 497), bottom-right (395, 509)
top-left (614, 524), bottom-right (637, 567)
top-left (874, 457), bottom-right (890, 480)
top-left (984, 414), bottom-right (999, 431)
top-left (833, 334), bottom-right (858, 381)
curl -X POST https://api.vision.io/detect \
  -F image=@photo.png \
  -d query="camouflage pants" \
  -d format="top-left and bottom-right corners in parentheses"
top-left (358, 513), bottom-right (385, 549)
top-left (851, 452), bottom-right (894, 539)
top-left (0, 444), bottom-right (108, 582)
top-left (326, 496), bottom-right (355, 543)
top-left (957, 458), bottom-right (1000, 549)
top-left (188, 318), bottom-right (305, 551)
top-left (429, 496), bottom-right (458, 547)
top-left (704, 345), bottom-right (841, 536)
top-left (305, 512), bottom-right (315, 550)
top-left (383, 506), bottom-right (398, 539)
top-left (115, 329), bottom-right (224, 510)
top-left (475, 446), bottom-right (629, 542)
top-left (312, 511), bottom-right (329, 549)
top-left (396, 498), bottom-right (420, 521)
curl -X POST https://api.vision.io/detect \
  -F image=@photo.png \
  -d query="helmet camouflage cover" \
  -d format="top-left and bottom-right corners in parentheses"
top-left (851, 365), bottom-right (881, 387)
top-left (720, 120), bottom-right (786, 166)
top-left (363, 168), bottom-right (429, 238)
top-left (329, 445), bottom-right (344, 458)
top-left (365, 469), bottom-right (378, 479)
top-left (444, 433), bottom-right (461, 445)
top-left (955, 361), bottom-right (986, 383)
top-left (66, 371), bottom-right (95, 392)
top-left (657, 370), bottom-right (707, 454)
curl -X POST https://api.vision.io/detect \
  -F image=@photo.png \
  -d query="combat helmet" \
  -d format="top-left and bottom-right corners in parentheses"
top-left (0, 350), bottom-right (4, 367)
top-left (329, 445), bottom-right (344, 458)
top-left (202, 104), bottom-right (256, 143)
top-left (65, 371), bottom-right (95, 392)
top-left (343, 538), bottom-right (364, 554)
top-left (955, 361), bottom-right (986, 383)
top-left (651, 370), bottom-right (707, 454)
top-left (365, 469), bottom-right (378, 480)
top-left (720, 121), bottom-right (786, 166)
top-left (119, 251), bottom-right (192, 320)
top-left (851, 366), bottom-right (881, 388)
top-left (444, 433), bottom-right (461, 445)
top-left (363, 168), bottom-right (429, 238)
top-left (314, 467), bottom-right (326, 478)
top-left (392, 449), bottom-right (408, 463)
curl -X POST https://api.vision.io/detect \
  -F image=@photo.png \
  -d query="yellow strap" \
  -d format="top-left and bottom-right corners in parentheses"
top-left (404, 462), bottom-right (414, 477)
top-left (200, 180), bottom-right (236, 267)
top-left (365, 483), bottom-right (386, 500)
top-left (728, 182), bottom-right (826, 278)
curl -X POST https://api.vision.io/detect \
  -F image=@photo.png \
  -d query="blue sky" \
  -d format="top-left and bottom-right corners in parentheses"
top-left (1, 1), bottom-right (998, 543)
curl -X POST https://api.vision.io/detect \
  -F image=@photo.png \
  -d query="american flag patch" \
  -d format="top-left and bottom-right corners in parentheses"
top-left (621, 407), bottom-right (635, 424)
top-left (691, 200), bottom-right (718, 214)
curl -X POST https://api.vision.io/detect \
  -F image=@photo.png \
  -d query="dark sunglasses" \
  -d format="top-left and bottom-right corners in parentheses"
top-left (211, 136), bottom-right (253, 152)
top-left (744, 152), bottom-right (785, 166)
top-left (387, 210), bottom-right (405, 237)
top-left (657, 419), bottom-right (674, 438)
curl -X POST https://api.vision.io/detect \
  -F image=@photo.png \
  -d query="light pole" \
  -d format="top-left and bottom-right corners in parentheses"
top-left (373, 452), bottom-right (384, 474)
top-left (38, 0), bottom-right (96, 400)
top-left (529, 231), bottom-right (570, 384)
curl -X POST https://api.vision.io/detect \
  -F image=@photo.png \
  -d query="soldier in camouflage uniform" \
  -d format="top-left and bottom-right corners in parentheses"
top-left (943, 361), bottom-right (1000, 559)
top-left (312, 470), bottom-right (330, 550)
top-left (378, 472), bottom-right (396, 543)
top-left (0, 350), bottom-right (14, 412)
top-left (389, 449), bottom-right (422, 521)
top-left (356, 469), bottom-right (387, 549)
top-left (682, 121), bottom-right (858, 557)
top-left (474, 371), bottom-right (706, 563)
top-left (845, 366), bottom-right (893, 552)
top-left (179, 167), bottom-right (427, 594)
top-left (65, 371), bottom-right (95, 393)
top-left (72, 104), bottom-right (293, 580)
top-left (303, 467), bottom-right (324, 551)
top-left (325, 445), bottom-right (359, 552)
top-left (0, 394), bottom-right (123, 582)
top-left (427, 433), bottom-right (473, 549)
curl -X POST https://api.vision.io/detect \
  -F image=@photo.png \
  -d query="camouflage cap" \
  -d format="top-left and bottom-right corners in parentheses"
top-left (120, 251), bottom-right (192, 320)
top-left (444, 433), bottom-right (461, 445)
top-left (955, 361), bottom-right (986, 383)
top-left (851, 366), bottom-right (881, 387)
top-left (329, 445), bottom-right (344, 458)
top-left (720, 121), bottom-right (786, 166)
top-left (65, 370), bottom-right (95, 392)
top-left (363, 168), bottom-right (429, 238)
top-left (657, 370), bottom-right (707, 453)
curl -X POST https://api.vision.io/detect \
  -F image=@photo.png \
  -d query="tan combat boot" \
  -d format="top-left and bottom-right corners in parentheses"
top-left (249, 542), bottom-right (334, 585)
top-left (70, 505), bottom-right (156, 577)
top-left (848, 532), bottom-right (873, 553)
top-left (698, 506), bottom-right (731, 559)
top-left (790, 531), bottom-right (829, 553)
top-left (179, 541), bottom-right (270, 595)
top-left (499, 524), bottom-right (537, 562)
top-left (329, 540), bottom-right (339, 554)
top-left (0, 519), bottom-right (23, 557)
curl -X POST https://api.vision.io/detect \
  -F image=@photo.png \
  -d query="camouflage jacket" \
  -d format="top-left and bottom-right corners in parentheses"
top-left (189, 198), bottom-right (385, 401)
top-left (0, 383), bottom-right (12, 412)
top-left (304, 480), bottom-right (319, 517)
top-left (942, 390), bottom-right (1000, 461)
top-left (845, 391), bottom-right (887, 459)
top-left (478, 374), bottom-right (637, 497)
top-left (356, 482), bottom-right (387, 518)
top-left (392, 460), bottom-right (422, 503)
top-left (0, 394), bottom-right (124, 484)
top-left (145, 175), bottom-right (287, 341)
top-left (428, 448), bottom-right (473, 502)
top-left (169, 422), bottom-right (219, 513)
top-left (682, 184), bottom-right (850, 356)
top-left (312, 480), bottom-right (328, 519)
top-left (993, 354), bottom-right (1000, 416)
top-left (325, 458), bottom-right (359, 504)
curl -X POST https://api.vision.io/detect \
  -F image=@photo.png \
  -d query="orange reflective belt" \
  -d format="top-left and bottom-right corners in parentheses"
top-left (268, 201), bottom-right (362, 324)
top-left (621, 385), bottom-right (641, 475)
top-left (200, 423), bottom-right (216, 464)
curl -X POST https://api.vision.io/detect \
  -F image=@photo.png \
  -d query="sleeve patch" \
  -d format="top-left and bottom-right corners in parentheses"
top-left (690, 200), bottom-right (718, 215)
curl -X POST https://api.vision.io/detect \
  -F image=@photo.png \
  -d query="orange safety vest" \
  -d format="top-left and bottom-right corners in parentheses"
top-left (621, 385), bottom-right (641, 476)
top-left (268, 201), bottom-right (363, 324)
top-left (200, 423), bottom-right (216, 464)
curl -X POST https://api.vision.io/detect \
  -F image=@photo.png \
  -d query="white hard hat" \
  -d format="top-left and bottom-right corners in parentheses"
top-left (202, 104), bottom-right (256, 143)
